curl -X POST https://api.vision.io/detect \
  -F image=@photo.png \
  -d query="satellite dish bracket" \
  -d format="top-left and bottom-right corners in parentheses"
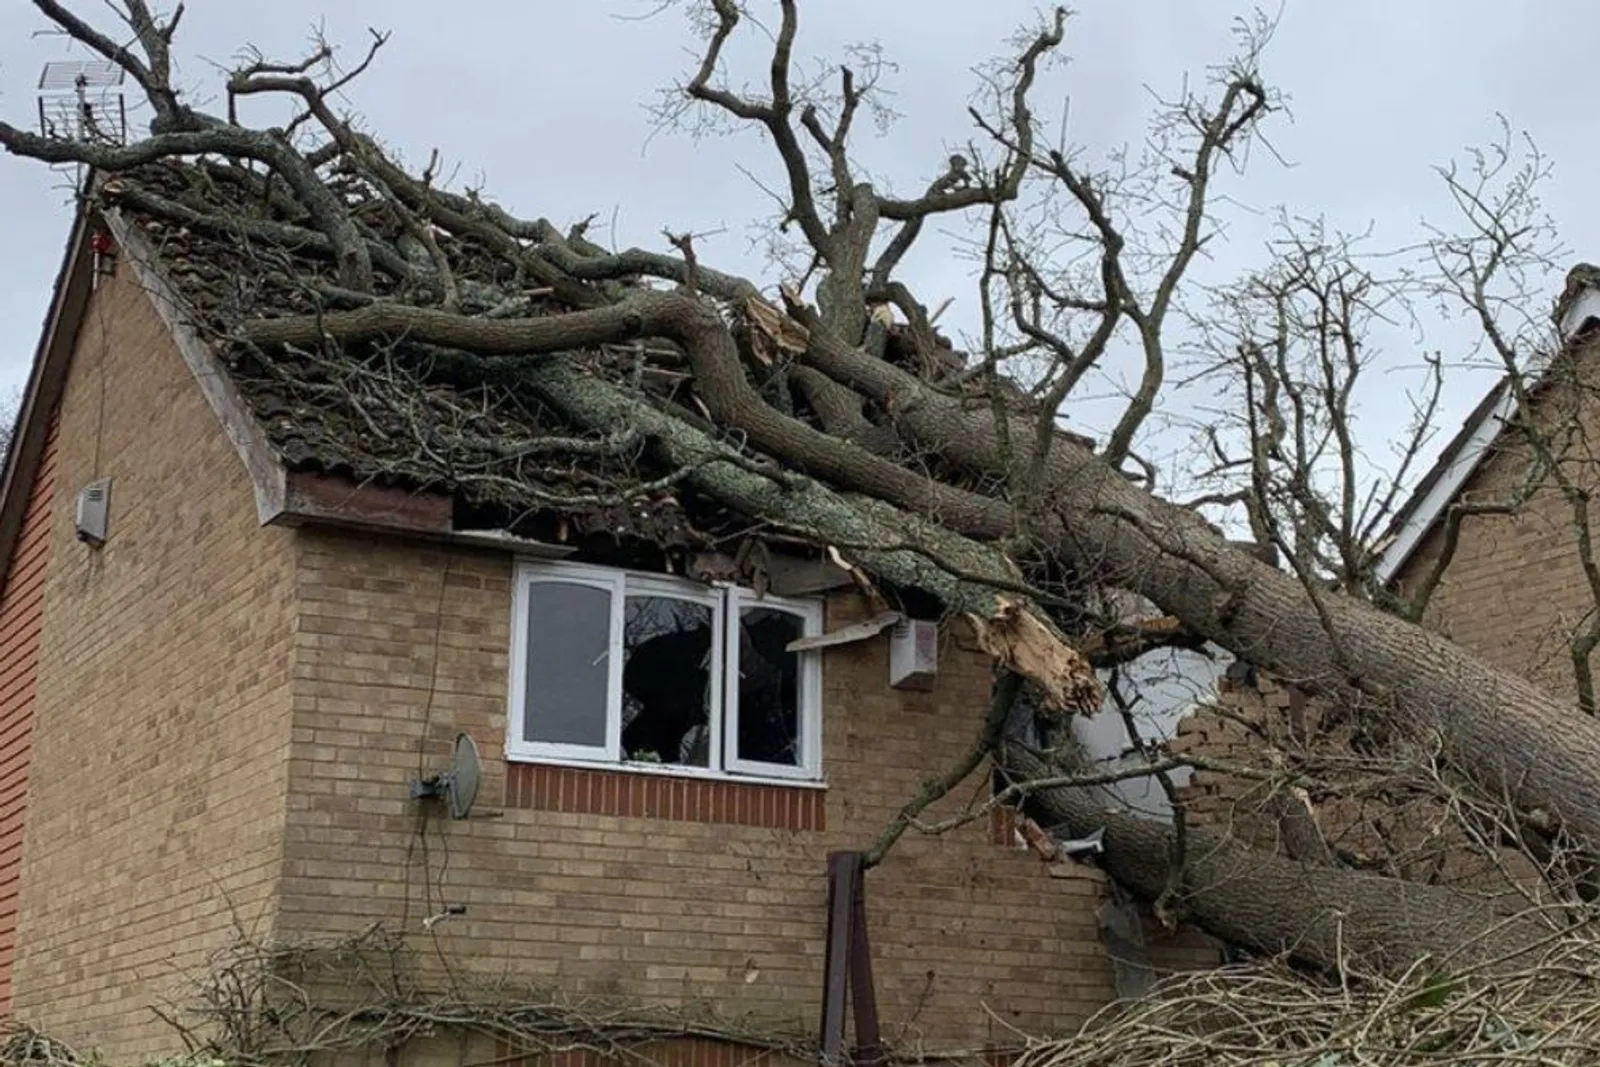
top-left (410, 732), bottom-right (482, 820)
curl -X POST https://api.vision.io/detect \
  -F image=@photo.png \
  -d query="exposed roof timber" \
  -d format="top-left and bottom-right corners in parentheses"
top-left (1372, 287), bottom-right (1600, 585)
top-left (786, 611), bottom-right (903, 652)
top-left (446, 528), bottom-right (575, 558)
top-left (275, 470), bottom-right (572, 557)
top-left (281, 470), bottom-right (451, 533)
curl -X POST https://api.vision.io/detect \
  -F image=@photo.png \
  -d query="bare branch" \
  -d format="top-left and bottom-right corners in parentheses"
top-left (862, 672), bottom-right (1020, 868)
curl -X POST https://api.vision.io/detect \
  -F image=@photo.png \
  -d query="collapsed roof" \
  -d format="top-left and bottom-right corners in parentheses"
top-left (92, 161), bottom-right (1084, 574)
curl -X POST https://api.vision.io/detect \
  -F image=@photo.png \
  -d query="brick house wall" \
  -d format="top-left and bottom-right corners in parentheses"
top-left (279, 529), bottom-right (1124, 1052)
top-left (8, 264), bottom-right (300, 1058)
top-left (1173, 675), bottom-right (1537, 891)
top-left (1168, 342), bottom-right (1600, 884)
top-left (0, 243), bottom-right (1234, 1062)
top-left (1390, 343), bottom-right (1600, 699)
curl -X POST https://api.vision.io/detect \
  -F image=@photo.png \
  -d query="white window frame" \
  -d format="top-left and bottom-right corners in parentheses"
top-left (506, 565), bottom-right (622, 762)
top-left (506, 559), bottom-right (824, 782)
top-left (723, 589), bottom-right (823, 781)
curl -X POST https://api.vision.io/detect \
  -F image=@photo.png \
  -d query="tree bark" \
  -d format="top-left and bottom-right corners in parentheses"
top-left (244, 298), bottom-right (1103, 713)
top-left (1004, 745), bottom-right (1551, 975)
top-left (790, 309), bottom-right (1600, 848)
top-left (519, 359), bottom-right (1101, 712)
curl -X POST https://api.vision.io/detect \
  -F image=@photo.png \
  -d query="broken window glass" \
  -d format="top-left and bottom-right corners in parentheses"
top-left (735, 607), bottom-right (804, 766)
top-left (620, 595), bottom-right (714, 767)
top-left (523, 581), bottom-right (611, 748)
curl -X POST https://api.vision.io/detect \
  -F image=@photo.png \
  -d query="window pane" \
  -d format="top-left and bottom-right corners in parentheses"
top-left (736, 607), bottom-right (804, 766)
top-left (621, 595), bottom-right (714, 767)
top-left (524, 581), bottom-right (611, 747)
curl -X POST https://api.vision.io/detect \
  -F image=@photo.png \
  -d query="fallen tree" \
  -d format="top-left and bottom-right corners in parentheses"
top-left (1003, 744), bottom-right (1556, 976)
top-left (4, 0), bottom-right (1598, 976)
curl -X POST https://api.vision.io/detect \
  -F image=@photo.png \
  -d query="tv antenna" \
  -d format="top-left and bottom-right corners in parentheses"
top-left (36, 59), bottom-right (127, 191)
top-left (410, 732), bottom-right (483, 820)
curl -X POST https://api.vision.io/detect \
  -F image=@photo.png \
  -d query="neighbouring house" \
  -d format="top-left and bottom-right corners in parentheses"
top-left (1171, 266), bottom-right (1600, 877)
top-left (0, 171), bottom-right (1219, 1065)
top-left (1369, 268), bottom-right (1600, 698)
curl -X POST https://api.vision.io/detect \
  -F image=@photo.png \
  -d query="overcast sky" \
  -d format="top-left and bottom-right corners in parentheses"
top-left (0, 2), bottom-right (1591, 497)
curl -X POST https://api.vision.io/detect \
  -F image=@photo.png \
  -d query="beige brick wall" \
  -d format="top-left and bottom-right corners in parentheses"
top-left (1176, 676), bottom-right (1539, 892)
top-left (11, 264), bottom-right (298, 1058)
top-left (279, 529), bottom-right (1126, 1051)
top-left (1395, 345), bottom-right (1600, 697)
top-left (0, 254), bottom-right (1222, 1062)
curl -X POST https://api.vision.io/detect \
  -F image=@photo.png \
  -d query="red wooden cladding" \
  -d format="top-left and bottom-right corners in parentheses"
top-left (0, 414), bottom-right (57, 1015)
top-left (496, 1036), bottom-right (787, 1067)
top-left (492, 1033), bottom-right (1022, 1066)
top-left (504, 762), bottom-right (825, 832)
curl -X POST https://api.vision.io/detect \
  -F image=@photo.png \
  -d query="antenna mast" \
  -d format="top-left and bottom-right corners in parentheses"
top-left (36, 59), bottom-right (127, 192)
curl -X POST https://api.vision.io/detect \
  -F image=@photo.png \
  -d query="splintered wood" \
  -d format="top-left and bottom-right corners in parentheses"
top-left (965, 597), bottom-right (1101, 716)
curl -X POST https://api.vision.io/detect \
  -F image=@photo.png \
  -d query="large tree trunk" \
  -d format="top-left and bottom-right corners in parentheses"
top-left (1004, 746), bottom-right (1552, 974)
top-left (793, 318), bottom-right (1600, 847)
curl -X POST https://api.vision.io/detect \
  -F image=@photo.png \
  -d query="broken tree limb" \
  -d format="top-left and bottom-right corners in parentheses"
top-left (966, 597), bottom-right (1102, 714)
top-left (241, 293), bottom-right (1026, 543)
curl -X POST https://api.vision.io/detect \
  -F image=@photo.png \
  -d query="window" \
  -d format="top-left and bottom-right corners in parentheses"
top-left (507, 561), bottom-right (824, 781)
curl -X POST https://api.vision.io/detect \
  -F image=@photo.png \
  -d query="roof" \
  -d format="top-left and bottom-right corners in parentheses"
top-left (0, 161), bottom-right (1003, 599)
top-left (103, 162), bottom-right (722, 555)
top-left (1372, 274), bottom-right (1600, 584)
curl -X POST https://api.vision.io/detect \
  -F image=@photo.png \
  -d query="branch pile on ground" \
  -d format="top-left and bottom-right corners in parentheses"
top-left (1023, 935), bottom-right (1600, 1067)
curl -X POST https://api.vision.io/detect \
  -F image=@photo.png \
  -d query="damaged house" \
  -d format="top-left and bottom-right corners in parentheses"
top-left (0, 171), bottom-right (1218, 1064)
top-left (10, 3), bottom-right (1600, 1062)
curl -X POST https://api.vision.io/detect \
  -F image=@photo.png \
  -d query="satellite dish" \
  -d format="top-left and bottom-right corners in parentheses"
top-left (409, 732), bottom-right (482, 819)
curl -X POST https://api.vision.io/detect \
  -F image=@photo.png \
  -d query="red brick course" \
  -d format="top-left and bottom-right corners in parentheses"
top-left (505, 763), bottom-right (825, 831)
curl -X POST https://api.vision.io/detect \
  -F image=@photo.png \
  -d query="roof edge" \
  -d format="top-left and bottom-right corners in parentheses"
top-left (1371, 380), bottom-right (1513, 585)
top-left (105, 208), bottom-right (289, 524)
top-left (0, 202), bottom-right (95, 600)
top-left (105, 211), bottom-right (577, 557)
top-left (0, 203), bottom-right (670, 576)
top-left (1374, 286), bottom-right (1600, 586)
